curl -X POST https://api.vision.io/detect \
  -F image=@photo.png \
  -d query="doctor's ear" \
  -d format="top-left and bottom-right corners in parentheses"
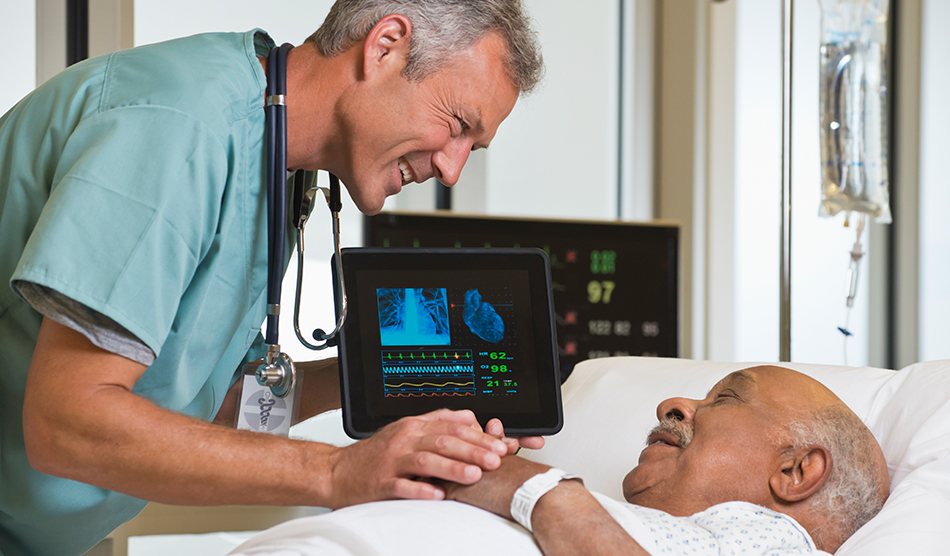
top-left (362, 14), bottom-right (412, 77)
top-left (770, 446), bottom-right (832, 504)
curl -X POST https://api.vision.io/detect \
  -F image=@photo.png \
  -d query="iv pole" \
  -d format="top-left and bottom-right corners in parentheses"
top-left (780, 0), bottom-right (794, 362)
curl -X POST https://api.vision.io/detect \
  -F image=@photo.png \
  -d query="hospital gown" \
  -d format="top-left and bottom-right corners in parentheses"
top-left (0, 29), bottom-right (290, 556)
top-left (602, 495), bottom-right (830, 555)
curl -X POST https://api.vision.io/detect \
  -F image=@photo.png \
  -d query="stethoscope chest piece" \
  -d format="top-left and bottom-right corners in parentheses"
top-left (256, 346), bottom-right (297, 399)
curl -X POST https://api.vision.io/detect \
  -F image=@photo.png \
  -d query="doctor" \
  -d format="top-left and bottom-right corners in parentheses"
top-left (0, 1), bottom-right (544, 554)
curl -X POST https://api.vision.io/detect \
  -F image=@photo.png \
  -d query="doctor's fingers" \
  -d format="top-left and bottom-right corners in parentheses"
top-left (411, 409), bottom-right (510, 459)
top-left (394, 432), bottom-right (508, 484)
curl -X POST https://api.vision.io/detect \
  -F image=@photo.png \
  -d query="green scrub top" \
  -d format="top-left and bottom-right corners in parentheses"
top-left (0, 30), bottom-right (279, 555)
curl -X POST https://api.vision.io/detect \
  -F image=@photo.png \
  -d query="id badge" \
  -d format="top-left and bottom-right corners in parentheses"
top-left (234, 365), bottom-right (302, 437)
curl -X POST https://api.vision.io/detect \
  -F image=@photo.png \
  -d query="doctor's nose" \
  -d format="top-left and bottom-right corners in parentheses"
top-left (432, 140), bottom-right (472, 186)
top-left (656, 397), bottom-right (698, 424)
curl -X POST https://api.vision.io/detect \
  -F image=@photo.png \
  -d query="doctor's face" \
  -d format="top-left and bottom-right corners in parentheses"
top-left (337, 31), bottom-right (519, 215)
top-left (621, 366), bottom-right (838, 516)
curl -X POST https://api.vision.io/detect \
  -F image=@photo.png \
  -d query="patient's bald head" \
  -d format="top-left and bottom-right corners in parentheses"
top-left (622, 366), bottom-right (889, 553)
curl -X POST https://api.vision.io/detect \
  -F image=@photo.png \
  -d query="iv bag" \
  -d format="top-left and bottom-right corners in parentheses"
top-left (818, 0), bottom-right (892, 224)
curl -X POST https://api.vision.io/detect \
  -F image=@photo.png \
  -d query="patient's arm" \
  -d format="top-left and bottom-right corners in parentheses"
top-left (444, 456), bottom-right (649, 556)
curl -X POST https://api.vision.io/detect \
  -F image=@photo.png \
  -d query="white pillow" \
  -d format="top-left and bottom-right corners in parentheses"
top-left (521, 357), bottom-right (950, 555)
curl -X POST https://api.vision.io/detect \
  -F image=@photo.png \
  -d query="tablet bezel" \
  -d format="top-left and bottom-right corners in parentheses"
top-left (333, 248), bottom-right (562, 439)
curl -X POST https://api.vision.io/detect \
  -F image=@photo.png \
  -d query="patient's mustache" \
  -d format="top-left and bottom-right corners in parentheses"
top-left (647, 418), bottom-right (694, 449)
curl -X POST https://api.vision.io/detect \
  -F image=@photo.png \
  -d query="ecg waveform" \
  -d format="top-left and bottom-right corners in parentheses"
top-left (382, 349), bottom-right (477, 398)
top-left (381, 349), bottom-right (473, 364)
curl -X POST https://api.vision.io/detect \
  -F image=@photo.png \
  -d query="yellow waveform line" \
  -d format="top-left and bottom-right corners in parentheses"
top-left (385, 381), bottom-right (475, 388)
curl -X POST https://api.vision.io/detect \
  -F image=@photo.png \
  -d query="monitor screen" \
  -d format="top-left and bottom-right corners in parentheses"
top-left (363, 212), bottom-right (679, 381)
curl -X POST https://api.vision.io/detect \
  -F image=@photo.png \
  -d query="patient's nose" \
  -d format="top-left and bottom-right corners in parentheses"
top-left (657, 397), bottom-right (697, 423)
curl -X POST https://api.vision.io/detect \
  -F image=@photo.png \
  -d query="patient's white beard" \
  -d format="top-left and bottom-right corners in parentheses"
top-left (647, 419), bottom-right (694, 448)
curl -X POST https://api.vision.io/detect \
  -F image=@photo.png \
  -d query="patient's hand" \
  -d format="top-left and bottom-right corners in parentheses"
top-left (441, 455), bottom-right (553, 519)
top-left (486, 418), bottom-right (545, 453)
top-left (325, 408), bottom-right (509, 507)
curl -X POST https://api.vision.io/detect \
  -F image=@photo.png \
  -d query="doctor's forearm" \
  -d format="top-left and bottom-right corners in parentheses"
top-left (23, 318), bottom-right (340, 507)
top-left (36, 393), bottom-right (340, 507)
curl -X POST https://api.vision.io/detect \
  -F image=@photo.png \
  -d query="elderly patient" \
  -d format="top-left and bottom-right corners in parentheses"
top-left (444, 365), bottom-right (889, 555)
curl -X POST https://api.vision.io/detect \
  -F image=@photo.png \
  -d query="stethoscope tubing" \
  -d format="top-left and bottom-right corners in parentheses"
top-left (263, 42), bottom-right (347, 381)
top-left (264, 43), bottom-right (293, 347)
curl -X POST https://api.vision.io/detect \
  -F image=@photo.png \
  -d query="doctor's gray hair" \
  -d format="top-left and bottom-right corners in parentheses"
top-left (783, 406), bottom-right (887, 546)
top-left (307, 0), bottom-right (543, 94)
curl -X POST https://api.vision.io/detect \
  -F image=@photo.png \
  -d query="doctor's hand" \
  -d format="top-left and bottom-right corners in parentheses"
top-left (324, 408), bottom-right (508, 507)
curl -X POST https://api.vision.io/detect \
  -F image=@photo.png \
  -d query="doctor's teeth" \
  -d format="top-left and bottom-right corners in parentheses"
top-left (399, 160), bottom-right (411, 184)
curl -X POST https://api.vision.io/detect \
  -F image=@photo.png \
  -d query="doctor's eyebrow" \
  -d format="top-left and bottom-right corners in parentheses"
top-left (468, 108), bottom-right (490, 150)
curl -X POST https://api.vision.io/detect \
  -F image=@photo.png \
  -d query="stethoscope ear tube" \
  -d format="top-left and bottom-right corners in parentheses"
top-left (293, 171), bottom-right (347, 350)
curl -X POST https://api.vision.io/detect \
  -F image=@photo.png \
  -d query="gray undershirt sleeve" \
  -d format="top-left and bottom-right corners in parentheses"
top-left (14, 281), bottom-right (157, 366)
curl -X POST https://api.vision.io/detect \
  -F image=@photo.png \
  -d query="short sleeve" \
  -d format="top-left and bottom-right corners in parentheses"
top-left (12, 105), bottom-right (229, 357)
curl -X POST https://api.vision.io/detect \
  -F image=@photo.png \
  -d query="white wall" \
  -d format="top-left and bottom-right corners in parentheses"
top-left (134, 0), bottom-right (334, 47)
top-left (0, 3), bottom-right (37, 115)
top-left (730, 0), bottom-right (783, 362)
top-left (918, 0), bottom-right (950, 361)
top-left (485, 0), bottom-right (621, 220)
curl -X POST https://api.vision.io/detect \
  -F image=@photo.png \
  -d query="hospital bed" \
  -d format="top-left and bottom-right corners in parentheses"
top-left (110, 357), bottom-right (950, 555)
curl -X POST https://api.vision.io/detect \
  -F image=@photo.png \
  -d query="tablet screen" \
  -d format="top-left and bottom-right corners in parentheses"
top-left (334, 248), bottom-right (562, 438)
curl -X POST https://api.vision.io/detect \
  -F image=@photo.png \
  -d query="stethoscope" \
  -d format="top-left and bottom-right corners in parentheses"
top-left (255, 43), bottom-right (348, 398)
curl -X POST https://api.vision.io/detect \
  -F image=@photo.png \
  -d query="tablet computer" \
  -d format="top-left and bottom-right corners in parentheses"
top-left (333, 248), bottom-right (562, 439)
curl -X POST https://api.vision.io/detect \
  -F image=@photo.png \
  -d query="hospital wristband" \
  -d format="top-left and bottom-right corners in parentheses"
top-left (510, 468), bottom-right (582, 532)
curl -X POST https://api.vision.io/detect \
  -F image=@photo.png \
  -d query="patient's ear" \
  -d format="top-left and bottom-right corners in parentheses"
top-left (770, 446), bottom-right (832, 503)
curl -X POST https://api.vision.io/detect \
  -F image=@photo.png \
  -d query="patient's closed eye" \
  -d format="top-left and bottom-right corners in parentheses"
top-left (713, 390), bottom-right (739, 404)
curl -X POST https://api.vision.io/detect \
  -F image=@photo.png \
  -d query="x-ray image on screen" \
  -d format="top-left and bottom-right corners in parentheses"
top-left (377, 288), bottom-right (451, 346)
